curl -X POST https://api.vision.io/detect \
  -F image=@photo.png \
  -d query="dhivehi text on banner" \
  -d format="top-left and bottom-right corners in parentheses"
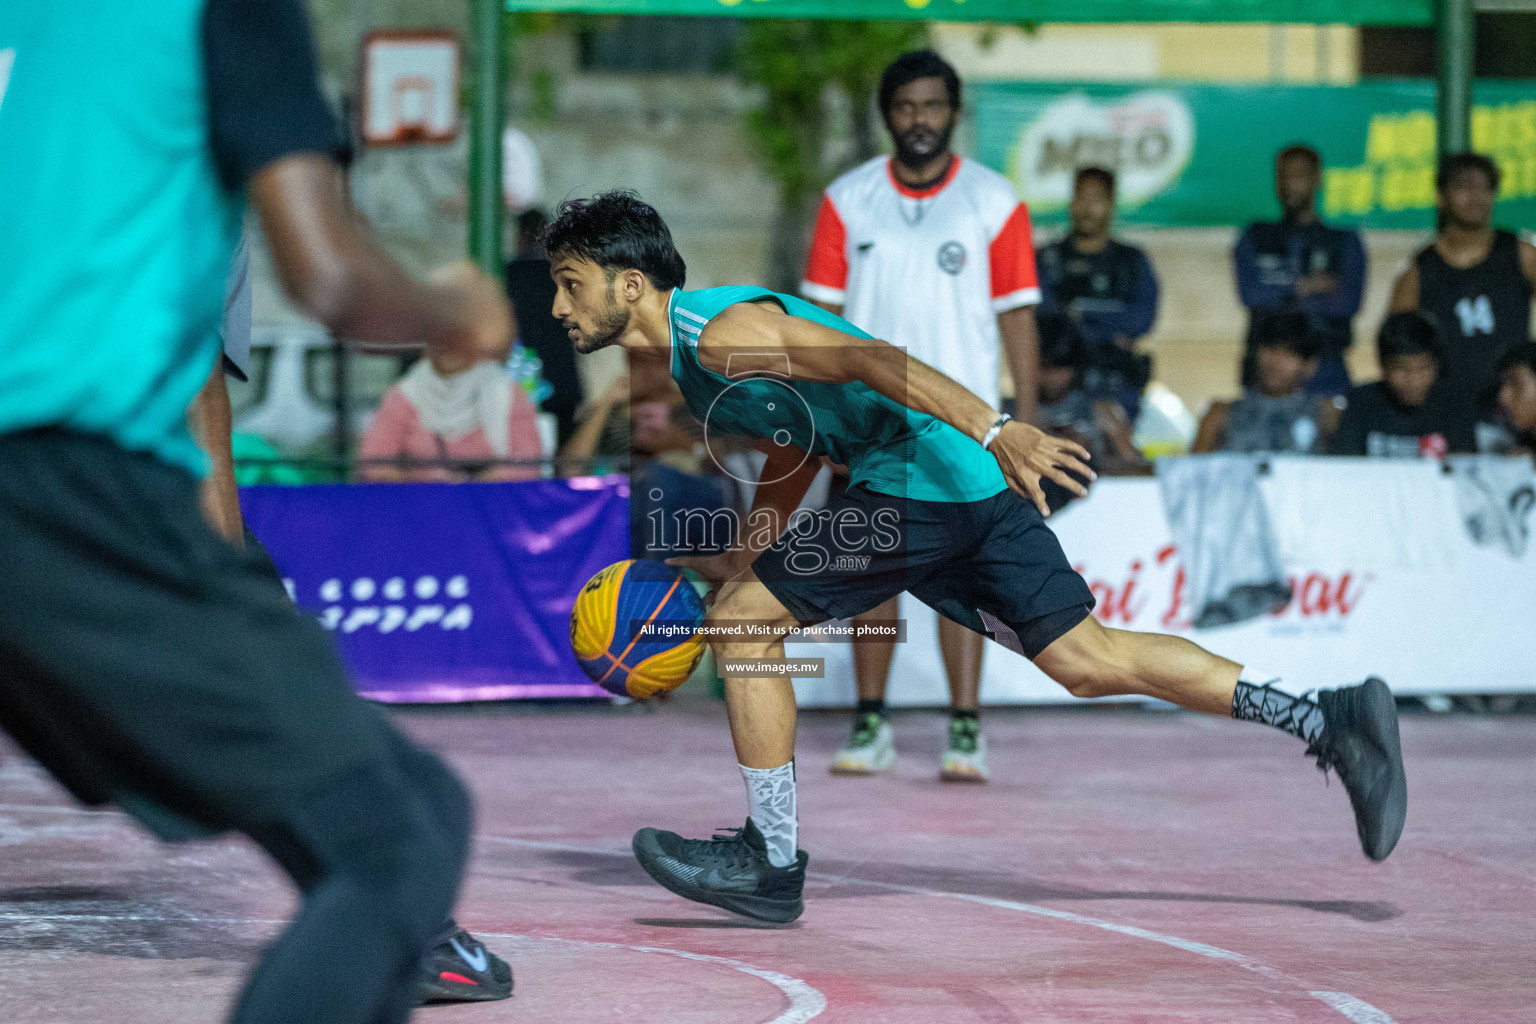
top-left (974, 79), bottom-right (1536, 229)
top-left (240, 477), bottom-right (630, 702)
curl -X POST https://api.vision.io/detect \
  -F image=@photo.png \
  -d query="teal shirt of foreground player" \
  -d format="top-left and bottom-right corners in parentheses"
top-left (0, 3), bottom-right (242, 476)
top-left (668, 286), bottom-right (1008, 504)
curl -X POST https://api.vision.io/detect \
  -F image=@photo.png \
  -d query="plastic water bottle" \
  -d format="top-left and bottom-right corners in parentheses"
top-left (507, 345), bottom-right (554, 404)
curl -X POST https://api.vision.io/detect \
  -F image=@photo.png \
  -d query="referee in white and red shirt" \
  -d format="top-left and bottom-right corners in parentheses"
top-left (802, 50), bottom-right (1042, 783)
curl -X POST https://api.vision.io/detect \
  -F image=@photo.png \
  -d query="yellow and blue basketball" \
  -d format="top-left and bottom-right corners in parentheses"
top-left (570, 559), bottom-right (708, 698)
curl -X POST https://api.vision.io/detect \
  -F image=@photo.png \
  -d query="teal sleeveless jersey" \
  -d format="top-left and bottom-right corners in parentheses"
top-left (0, 4), bottom-right (242, 475)
top-left (668, 287), bottom-right (1007, 503)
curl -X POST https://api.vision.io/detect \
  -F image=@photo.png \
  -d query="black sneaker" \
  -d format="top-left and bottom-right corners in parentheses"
top-left (1311, 677), bottom-right (1407, 862)
top-left (415, 920), bottom-right (513, 1005)
top-left (632, 818), bottom-right (807, 923)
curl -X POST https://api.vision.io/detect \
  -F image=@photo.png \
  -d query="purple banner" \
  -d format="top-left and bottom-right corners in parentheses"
top-left (240, 476), bottom-right (630, 702)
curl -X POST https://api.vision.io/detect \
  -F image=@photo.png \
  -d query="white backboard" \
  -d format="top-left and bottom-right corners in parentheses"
top-left (361, 30), bottom-right (460, 147)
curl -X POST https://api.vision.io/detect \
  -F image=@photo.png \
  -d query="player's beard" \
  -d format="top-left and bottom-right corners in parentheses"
top-left (574, 284), bottom-right (632, 353)
top-left (892, 120), bottom-right (955, 173)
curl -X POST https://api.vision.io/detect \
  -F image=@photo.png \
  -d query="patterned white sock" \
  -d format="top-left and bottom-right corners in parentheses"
top-left (1232, 666), bottom-right (1324, 746)
top-left (740, 761), bottom-right (797, 868)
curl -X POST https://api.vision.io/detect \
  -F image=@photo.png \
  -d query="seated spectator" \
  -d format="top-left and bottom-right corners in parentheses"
top-left (1034, 312), bottom-right (1147, 476)
top-left (1496, 343), bottom-right (1536, 455)
top-left (1193, 311), bottom-right (1339, 454)
top-left (560, 372), bottom-right (632, 475)
top-left (1038, 166), bottom-right (1158, 416)
top-left (359, 350), bottom-right (542, 482)
top-left (1333, 311), bottom-right (1474, 458)
top-left (1234, 144), bottom-right (1366, 397)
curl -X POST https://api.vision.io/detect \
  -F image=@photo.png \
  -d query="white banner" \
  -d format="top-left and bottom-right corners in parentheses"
top-left (790, 459), bottom-right (1536, 706)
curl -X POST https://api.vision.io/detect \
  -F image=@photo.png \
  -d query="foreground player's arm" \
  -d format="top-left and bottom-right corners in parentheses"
top-left (188, 362), bottom-right (246, 544)
top-left (700, 303), bottom-right (1093, 515)
top-left (205, 0), bottom-right (510, 361)
top-left (998, 304), bottom-right (1039, 425)
top-left (251, 158), bottom-right (508, 359)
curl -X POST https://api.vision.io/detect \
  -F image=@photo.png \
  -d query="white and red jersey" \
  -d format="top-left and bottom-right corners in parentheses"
top-left (800, 156), bottom-right (1040, 409)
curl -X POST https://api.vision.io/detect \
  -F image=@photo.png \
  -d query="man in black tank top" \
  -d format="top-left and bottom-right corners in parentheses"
top-left (1391, 152), bottom-right (1536, 432)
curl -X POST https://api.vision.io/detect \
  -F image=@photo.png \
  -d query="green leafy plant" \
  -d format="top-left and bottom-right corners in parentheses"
top-left (735, 20), bottom-right (928, 290)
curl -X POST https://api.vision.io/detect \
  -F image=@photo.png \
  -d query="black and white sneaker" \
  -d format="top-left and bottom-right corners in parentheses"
top-left (1311, 677), bottom-right (1408, 861)
top-left (415, 920), bottom-right (513, 1004)
top-left (632, 818), bottom-right (807, 923)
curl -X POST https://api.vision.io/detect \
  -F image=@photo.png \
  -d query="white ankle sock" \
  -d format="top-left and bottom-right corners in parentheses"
top-left (739, 761), bottom-right (797, 868)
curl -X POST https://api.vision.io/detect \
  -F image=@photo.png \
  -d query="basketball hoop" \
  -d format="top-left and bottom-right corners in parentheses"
top-left (360, 30), bottom-right (460, 148)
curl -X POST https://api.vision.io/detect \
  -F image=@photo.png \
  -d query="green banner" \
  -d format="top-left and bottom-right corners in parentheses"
top-left (974, 79), bottom-right (1536, 230)
top-left (504, 0), bottom-right (1431, 26)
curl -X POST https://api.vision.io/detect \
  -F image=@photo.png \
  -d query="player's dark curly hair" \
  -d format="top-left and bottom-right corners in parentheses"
top-left (1377, 310), bottom-right (1445, 366)
top-left (878, 50), bottom-right (961, 117)
top-left (541, 190), bottom-right (687, 291)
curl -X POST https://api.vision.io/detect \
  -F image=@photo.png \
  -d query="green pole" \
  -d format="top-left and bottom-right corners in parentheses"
top-left (1436, 0), bottom-right (1474, 158)
top-left (468, 0), bottom-right (505, 272)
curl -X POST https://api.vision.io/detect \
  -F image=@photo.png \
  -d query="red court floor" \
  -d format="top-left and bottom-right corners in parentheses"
top-left (1, 701), bottom-right (1531, 1024)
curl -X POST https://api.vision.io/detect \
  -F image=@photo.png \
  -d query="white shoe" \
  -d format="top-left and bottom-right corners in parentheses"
top-left (830, 713), bottom-right (896, 774)
top-left (939, 719), bottom-right (989, 783)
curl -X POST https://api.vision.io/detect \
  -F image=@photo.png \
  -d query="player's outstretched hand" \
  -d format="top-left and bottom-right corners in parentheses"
top-left (427, 261), bottom-right (514, 363)
top-left (989, 420), bottom-right (1096, 518)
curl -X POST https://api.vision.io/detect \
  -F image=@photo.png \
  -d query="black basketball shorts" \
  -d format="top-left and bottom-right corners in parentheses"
top-left (753, 482), bottom-right (1096, 660)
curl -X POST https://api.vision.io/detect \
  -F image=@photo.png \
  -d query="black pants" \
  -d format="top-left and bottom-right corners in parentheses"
top-left (0, 430), bottom-right (470, 1024)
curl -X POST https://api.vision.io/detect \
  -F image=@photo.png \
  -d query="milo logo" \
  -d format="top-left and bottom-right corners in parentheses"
top-left (1010, 90), bottom-right (1195, 210)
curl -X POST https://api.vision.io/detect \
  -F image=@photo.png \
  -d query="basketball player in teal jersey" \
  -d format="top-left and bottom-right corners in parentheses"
top-left (1, 2), bottom-right (510, 1020)
top-left (545, 192), bottom-right (1407, 924)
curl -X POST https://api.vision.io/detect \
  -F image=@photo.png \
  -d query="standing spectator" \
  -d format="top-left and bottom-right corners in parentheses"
top-left (1193, 312), bottom-right (1339, 454)
top-left (506, 209), bottom-right (585, 445)
top-left (1234, 145), bottom-right (1367, 397)
top-left (1495, 343), bottom-right (1536, 455)
top-left (1333, 311), bottom-right (1473, 458)
top-left (801, 49), bottom-right (1042, 783)
top-left (360, 350), bottom-right (543, 482)
top-left (1389, 153), bottom-right (1536, 435)
top-left (1038, 166), bottom-right (1159, 415)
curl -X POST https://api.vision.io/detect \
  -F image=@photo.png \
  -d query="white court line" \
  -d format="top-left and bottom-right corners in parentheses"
top-left (0, 802), bottom-right (1396, 1024)
top-left (482, 834), bottom-right (1400, 1024)
top-left (0, 910), bottom-right (825, 1024)
top-left (1308, 992), bottom-right (1401, 1024)
top-left (477, 932), bottom-right (825, 1024)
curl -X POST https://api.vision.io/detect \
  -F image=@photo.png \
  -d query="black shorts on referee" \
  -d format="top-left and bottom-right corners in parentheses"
top-left (752, 481), bottom-right (1095, 660)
